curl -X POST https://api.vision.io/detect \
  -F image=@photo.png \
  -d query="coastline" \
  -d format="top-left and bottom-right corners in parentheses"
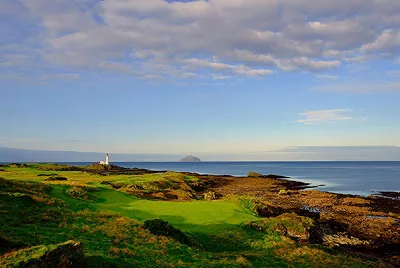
top-left (1, 163), bottom-right (400, 266)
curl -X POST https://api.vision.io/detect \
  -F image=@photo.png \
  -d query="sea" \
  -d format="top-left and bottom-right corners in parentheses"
top-left (62, 161), bottom-right (400, 196)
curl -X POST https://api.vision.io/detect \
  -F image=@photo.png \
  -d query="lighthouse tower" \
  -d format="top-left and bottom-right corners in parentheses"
top-left (105, 154), bottom-right (109, 165)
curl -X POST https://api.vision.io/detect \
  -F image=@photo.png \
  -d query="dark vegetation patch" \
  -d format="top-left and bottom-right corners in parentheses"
top-left (44, 176), bottom-right (68, 181)
top-left (144, 219), bottom-right (196, 247)
top-left (0, 168), bottom-right (5, 172)
top-left (36, 163), bottom-right (82, 171)
top-left (0, 240), bottom-right (87, 268)
top-left (37, 173), bottom-right (59, 177)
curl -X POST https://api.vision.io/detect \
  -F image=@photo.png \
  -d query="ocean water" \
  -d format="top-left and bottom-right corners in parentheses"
top-left (64, 161), bottom-right (400, 196)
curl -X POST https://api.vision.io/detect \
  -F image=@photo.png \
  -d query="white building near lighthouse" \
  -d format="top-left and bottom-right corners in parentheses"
top-left (99, 154), bottom-right (110, 165)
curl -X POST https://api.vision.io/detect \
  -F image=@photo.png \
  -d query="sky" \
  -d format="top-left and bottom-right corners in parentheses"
top-left (1, 0), bottom-right (400, 160)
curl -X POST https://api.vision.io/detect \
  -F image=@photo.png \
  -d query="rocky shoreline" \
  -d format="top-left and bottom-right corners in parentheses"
top-left (143, 168), bottom-right (400, 266)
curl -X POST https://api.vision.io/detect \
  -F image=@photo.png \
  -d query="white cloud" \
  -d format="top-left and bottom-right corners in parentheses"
top-left (316, 75), bottom-right (338, 80)
top-left (316, 82), bottom-right (400, 93)
top-left (361, 30), bottom-right (400, 53)
top-left (298, 109), bottom-right (354, 124)
top-left (2, 0), bottom-right (400, 81)
top-left (212, 74), bottom-right (232, 80)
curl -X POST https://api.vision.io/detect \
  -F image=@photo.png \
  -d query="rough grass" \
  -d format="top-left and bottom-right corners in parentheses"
top-left (0, 165), bottom-right (379, 267)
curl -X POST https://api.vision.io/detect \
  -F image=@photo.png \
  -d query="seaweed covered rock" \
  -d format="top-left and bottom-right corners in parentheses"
top-left (144, 219), bottom-right (195, 246)
top-left (255, 204), bottom-right (285, 218)
top-left (0, 240), bottom-right (86, 268)
top-left (248, 213), bottom-right (323, 244)
top-left (297, 206), bottom-right (321, 220)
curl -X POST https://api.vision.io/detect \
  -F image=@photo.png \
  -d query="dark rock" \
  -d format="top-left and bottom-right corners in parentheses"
top-left (309, 225), bottom-right (324, 244)
top-left (265, 174), bottom-right (290, 179)
top-left (321, 219), bottom-right (349, 234)
top-left (375, 191), bottom-right (400, 200)
top-left (255, 204), bottom-right (285, 218)
top-left (297, 206), bottom-right (321, 220)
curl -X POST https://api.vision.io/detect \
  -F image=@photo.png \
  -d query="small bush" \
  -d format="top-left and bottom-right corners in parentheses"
top-left (37, 173), bottom-right (59, 177)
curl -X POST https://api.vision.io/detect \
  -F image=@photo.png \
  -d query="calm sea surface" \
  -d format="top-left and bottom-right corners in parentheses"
top-left (64, 161), bottom-right (400, 196)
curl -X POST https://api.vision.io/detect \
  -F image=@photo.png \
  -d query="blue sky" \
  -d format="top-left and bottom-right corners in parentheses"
top-left (1, 0), bottom-right (400, 160)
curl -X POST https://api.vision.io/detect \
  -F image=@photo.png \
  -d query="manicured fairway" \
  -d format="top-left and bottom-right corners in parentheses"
top-left (50, 186), bottom-right (259, 233)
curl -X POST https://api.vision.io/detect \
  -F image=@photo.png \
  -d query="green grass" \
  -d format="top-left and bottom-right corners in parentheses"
top-left (0, 165), bottom-right (379, 267)
top-left (50, 185), bottom-right (259, 233)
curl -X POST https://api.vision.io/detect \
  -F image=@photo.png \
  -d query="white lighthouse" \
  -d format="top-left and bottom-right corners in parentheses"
top-left (99, 154), bottom-right (110, 165)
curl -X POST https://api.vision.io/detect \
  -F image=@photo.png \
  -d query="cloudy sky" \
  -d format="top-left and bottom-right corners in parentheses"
top-left (1, 0), bottom-right (400, 160)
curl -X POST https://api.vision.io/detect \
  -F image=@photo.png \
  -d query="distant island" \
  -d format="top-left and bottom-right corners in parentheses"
top-left (180, 155), bottom-right (201, 162)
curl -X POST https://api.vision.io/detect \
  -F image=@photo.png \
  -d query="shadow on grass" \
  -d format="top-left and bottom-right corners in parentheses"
top-left (86, 256), bottom-right (132, 268)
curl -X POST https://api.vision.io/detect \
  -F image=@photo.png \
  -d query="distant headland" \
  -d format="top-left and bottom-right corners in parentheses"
top-left (180, 155), bottom-right (201, 162)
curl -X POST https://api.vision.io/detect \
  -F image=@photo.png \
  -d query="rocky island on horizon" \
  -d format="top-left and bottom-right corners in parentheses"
top-left (179, 155), bottom-right (201, 162)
